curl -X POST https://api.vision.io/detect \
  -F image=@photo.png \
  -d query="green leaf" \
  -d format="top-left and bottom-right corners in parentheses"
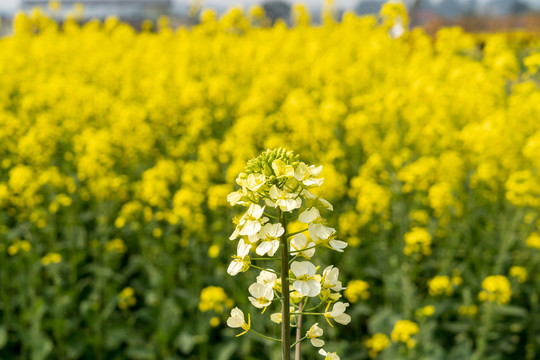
top-left (441, 321), bottom-right (472, 333)
top-left (125, 346), bottom-right (155, 359)
top-left (493, 305), bottom-right (527, 318)
top-left (216, 342), bottom-right (238, 360)
top-left (0, 326), bottom-right (7, 349)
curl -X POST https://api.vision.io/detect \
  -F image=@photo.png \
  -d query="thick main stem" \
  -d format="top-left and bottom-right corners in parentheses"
top-left (279, 209), bottom-right (291, 360)
top-left (295, 300), bottom-right (303, 360)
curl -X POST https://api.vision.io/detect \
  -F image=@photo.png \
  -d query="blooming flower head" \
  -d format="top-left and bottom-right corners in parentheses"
top-left (299, 207), bottom-right (322, 224)
top-left (266, 185), bottom-right (302, 212)
top-left (226, 307), bottom-right (251, 337)
top-left (256, 269), bottom-right (278, 288)
top-left (343, 280), bottom-right (370, 303)
top-left (321, 266), bottom-right (345, 292)
top-left (478, 275), bottom-right (512, 305)
top-left (248, 283), bottom-right (274, 310)
top-left (526, 232), bottom-right (540, 249)
top-left (366, 333), bottom-right (390, 358)
top-left (199, 286), bottom-right (233, 314)
top-left (428, 275), bottom-right (454, 296)
top-left (290, 233), bottom-right (316, 259)
top-left (291, 261), bottom-right (321, 297)
top-left (319, 349), bottom-right (340, 360)
top-left (294, 162), bottom-right (324, 187)
top-left (403, 227), bottom-right (432, 256)
top-left (509, 266), bottom-right (527, 283)
top-left (255, 223), bottom-right (284, 256)
top-left (391, 320), bottom-right (419, 346)
top-left (227, 239), bottom-right (251, 276)
top-left (238, 203), bottom-right (267, 237)
top-left (306, 323), bottom-right (325, 347)
top-left (227, 188), bottom-right (248, 206)
top-left (324, 301), bottom-right (351, 326)
top-left (245, 173), bottom-right (266, 192)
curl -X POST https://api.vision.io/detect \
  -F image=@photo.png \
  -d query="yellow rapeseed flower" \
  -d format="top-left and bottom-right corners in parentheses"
top-left (343, 280), bottom-right (370, 303)
top-left (365, 333), bottom-right (390, 358)
top-left (478, 275), bottom-right (512, 305)
top-left (391, 320), bottom-right (419, 345)
top-left (509, 266), bottom-right (527, 283)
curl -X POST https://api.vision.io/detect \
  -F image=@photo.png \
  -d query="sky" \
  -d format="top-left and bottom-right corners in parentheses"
top-left (1, 0), bottom-right (540, 13)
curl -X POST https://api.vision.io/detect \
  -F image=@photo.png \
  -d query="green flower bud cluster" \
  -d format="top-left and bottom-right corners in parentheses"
top-left (239, 148), bottom-right (300, 180)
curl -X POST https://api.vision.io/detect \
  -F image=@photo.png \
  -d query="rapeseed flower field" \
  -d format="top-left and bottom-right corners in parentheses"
top-left (1, 2), bottom-right (540, 359)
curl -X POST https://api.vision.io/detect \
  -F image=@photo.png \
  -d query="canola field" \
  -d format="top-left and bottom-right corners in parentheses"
top-left (1, 3), bottom-right (540, 359)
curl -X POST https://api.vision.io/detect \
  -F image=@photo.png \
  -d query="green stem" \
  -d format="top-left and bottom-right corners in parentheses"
top-left (250, 329), bottom-right (282, 342)
top-left (252, 257), bottom-right (281, 261)
top-left (290, 244), bottom-right (319, 254)
top-left (279, 208), bottom-right (291, 360)
top-left (289, 254), bottom-right (299, 265)
top-left (291, 336), bottom-right (306, 348)
top-left (251, 264), bottom-right (280, 275)
top-left (264, 212), bottom-right (279, 220)
top-left (294, 300), bottom-right (304, 359)
top-left (286, 228), bottom-right (309, 238)
top-left (291, 312), bottom-right (324, 316)
top-left (305, 301), bottom-right (325, 312)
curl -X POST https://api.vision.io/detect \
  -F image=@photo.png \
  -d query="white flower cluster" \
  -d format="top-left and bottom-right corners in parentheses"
top-left (224, 149), bottom-right (350, 358)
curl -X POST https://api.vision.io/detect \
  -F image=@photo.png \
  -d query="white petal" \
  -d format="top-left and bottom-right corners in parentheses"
top-left (329, 240), bottom-right (348, 252)
top-left (265, 198), bottom-right (277, 207)
top-left (256, 241), bottom-right (273, 256)
top-left (291, 233), bottom-right (307, 250)
top-left (291, 261), bottom-right (304, 277)
top-left (251, 204), bottom-right (265, 219)
top-left (303, 177), bottom-right (324, 187)
top-left (309, 165), bottom-right (323, 177)
top-left (267, 240), bottom-right (279, 256)
top-left (227, 191), bottom-right (242, 206)
top-left (227, 261), bottom-right (242, 276)
top-left (237, 239), bottom-right (251, 257)
top-left (308, 280), bottom-right (321, 297)
top-left (311, 338), bottom-right (325, 347)
top-left (299, 207), bottom-right (320, 224)
top-left (240, 220), bottom-right (261, 236)
top-left (229, 227), bottom-right (240, 240)
top-left (249, 296), bottom-right (264, 308)
top-left (334, 313), bottom-right (351, 325)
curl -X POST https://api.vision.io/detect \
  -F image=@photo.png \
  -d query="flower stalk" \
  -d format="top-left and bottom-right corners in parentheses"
top-left (279, 208), bottom-right (291, 360)
top-left (225, 148), bottom-right (350, 360)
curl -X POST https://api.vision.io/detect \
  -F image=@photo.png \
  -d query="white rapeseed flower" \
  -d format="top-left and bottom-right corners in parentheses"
top-left (272, 159), bottom-right (295, 179)
top-left (248, 283), bottom-right (274, 310)
top-left (226, 307), bottom-right (251, 337)
top-left (319, 349), bottom-right (340, 360)
top-left (227, 189), bottom-right (247, 206)
top-left (308, 223), bottom-right (336, 242)
top-left (238, 203), bottom-right (267, 237)
top-left (306, 323), bottom-right (325, 347)
top-left (256, 269), bottom-right (278, 288)
top-left (291, 261), bottom-right (321, 297)
top-left (302, 189), bottom-right (333, 211)
top-left (270, 312), bottom-right (282, 324)
top-left (309, 224), bottom-right (348, 253)
top-left (299, 207), bottom-right (321, 224)
top-left (290, 233), bottom-right (316, 259)
top-left (325, 301), bottom-right (351, 326)
top-left (322, 265), bottom-right (345, 292)
top-left (227, 239), bottom-right (251, 276)
top-left (266, 185), bottom-right (302, 212)
top-left (255, 223), bottom-right (284, 256)
top-left (294, 162), bottom-right (324, 187)
top-left (245, 173), bottom-right (266, 192)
